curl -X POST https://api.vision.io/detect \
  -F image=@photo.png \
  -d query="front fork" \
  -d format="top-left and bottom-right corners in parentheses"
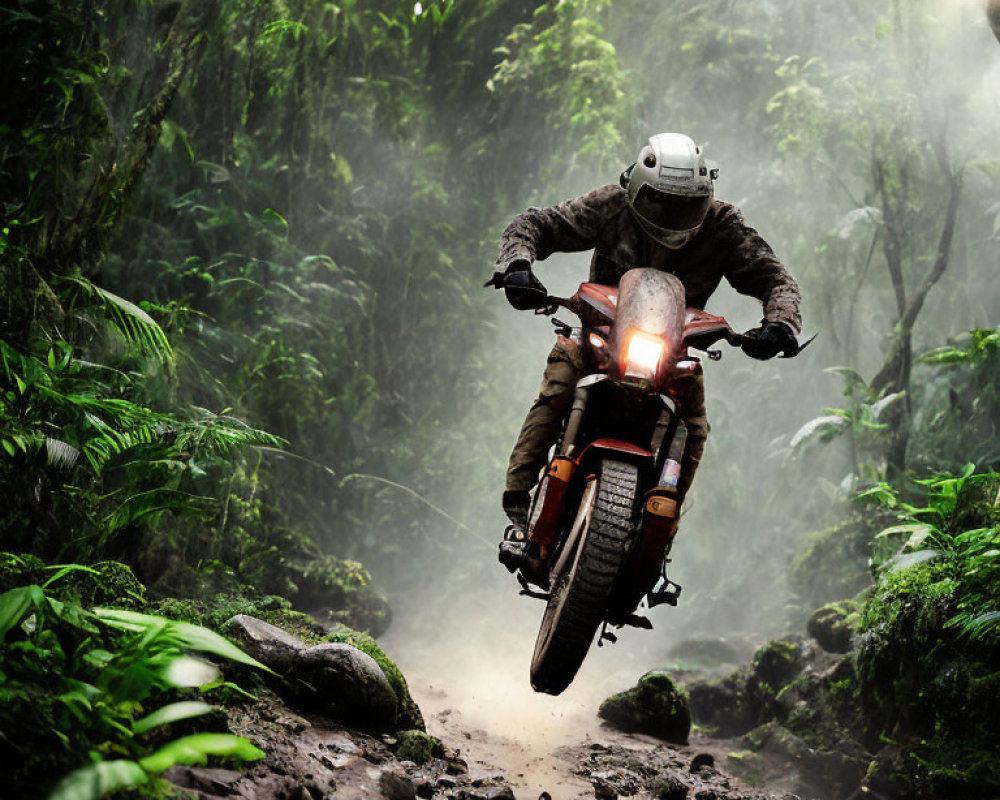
top-left (527, 384), bottom-right (590, 557)
top-left (631, 413), bottom-right (686, 602)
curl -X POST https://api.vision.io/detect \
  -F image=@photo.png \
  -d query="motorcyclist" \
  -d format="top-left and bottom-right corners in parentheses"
top-left (487, 133), bottom-right (802, 569)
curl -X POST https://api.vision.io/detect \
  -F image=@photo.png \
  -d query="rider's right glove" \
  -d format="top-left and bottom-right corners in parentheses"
top-left (741, 320), bottom-right (798, 360)
top-left (484, 259), bottom-right (549, 310)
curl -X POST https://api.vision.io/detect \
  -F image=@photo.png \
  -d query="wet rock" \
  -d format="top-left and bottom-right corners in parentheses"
top-left (163, 766), bottom-right (243, 794)
top-left (593, 777), bottom-right (617, 799)
top-left (689, 753), bottom-right (714, 772)
top-left (751, 640), bottom-right (804, 691)
top-left (687, 671), bottom-right (755, 737)
top-left (415, 780), bottom-right (434, 798)
top-left (394, 730), bottom-right (443, 764)
top-left (326, 623), bottom-right (425, 731)
top-left (227, 615), bottom-right (397, 732)
top-left (444, 755), bottom-right (468, 775)
top-left (650, 774), bottom-right (688, 799)
top-left (599, 671), bottom-right (691, 744)
top-left (990, 0), bottom-right (1000, 45)
top-left (470, 787), bottom-right (516, 800)
top-left (380, 771), bottom-right (416, 800)
top-left (807, 601), bottom-right (857, 653)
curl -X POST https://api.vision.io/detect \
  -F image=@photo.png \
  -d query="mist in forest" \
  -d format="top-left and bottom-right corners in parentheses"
top-left (5, 1), bottom-right (1000, 797)
top-left (375, 0), bottom-right (1000, 724)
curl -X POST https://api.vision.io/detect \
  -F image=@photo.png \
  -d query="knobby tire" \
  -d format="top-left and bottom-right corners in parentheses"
top-left (530, 458), bottom-right (638, 695)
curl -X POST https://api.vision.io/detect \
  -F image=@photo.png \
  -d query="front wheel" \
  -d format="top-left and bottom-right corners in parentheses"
top-left (530, 457), bottom-right (639, 695)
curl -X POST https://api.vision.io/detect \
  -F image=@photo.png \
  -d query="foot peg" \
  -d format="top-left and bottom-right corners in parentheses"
top-left (647, 578), bottom-right (682, 608)
top-left (499, 525), bottom-right (550, 591)
top-left (498, 524), bottom-right (531, 574)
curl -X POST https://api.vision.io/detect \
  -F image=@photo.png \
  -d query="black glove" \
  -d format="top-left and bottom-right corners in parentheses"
top-left (741, 321), bottom-right (798, 360)
top-left (484, 259), bottom-right (549, 310)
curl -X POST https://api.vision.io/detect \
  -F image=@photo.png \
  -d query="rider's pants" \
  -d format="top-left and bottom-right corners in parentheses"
top-left (505, 338), bottom-right (709, 501)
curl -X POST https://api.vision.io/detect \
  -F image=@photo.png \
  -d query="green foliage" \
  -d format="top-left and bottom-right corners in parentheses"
top-left (860, 467), bottom-right (1000, 643)
top-left (0, 328), bottom-right (283, 560)
top-left (491, 0), bottom-right (631, 174)
top-left (910, 328), bottom-right (1000, 472)
top-left (0, 564), bottom-right (266, 799)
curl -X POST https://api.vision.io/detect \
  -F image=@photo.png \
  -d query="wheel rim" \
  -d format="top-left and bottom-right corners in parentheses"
top-left (534, 478), bottom-right (598, 662)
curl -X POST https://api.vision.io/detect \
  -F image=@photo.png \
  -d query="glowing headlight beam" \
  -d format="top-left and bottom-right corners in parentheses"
top-left (625, 331), bottom-right (664, 378)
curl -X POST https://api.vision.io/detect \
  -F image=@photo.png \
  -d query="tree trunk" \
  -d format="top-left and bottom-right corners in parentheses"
top-left (44, 0), bottom-right (220, 275)
top-left (870, 160), bottom-right (962, 478)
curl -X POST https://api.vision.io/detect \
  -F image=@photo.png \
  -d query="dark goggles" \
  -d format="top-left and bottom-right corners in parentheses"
top-left (633, 185), bottom-right (711, 232)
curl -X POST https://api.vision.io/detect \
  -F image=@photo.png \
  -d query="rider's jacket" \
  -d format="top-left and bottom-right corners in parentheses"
top-left (496, 184), bottom-right (802, 335)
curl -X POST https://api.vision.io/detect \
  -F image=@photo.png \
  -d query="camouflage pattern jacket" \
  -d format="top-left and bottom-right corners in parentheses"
top-left (496, 184), bottom-right (802, 334)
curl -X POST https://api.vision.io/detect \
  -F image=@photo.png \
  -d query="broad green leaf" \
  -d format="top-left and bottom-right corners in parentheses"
top-left (163, 655), bottom-right (219, 688)
top-left (164, 620), bottom-right (274, 673)
top-left (47, 759), bottom-right (148, 800)
top-left (0, 585), bottom-right (44, 639)
top-left (873, 523), bottom-right (934, 541)
top-left (42, 563), bottom-right (100, 588)
top-left (133, 700), bottom-right (215, 734)
top-left (789, 414), bottom-right (848, 448)
top-left (138, 733), bottom-right (264, 774)
top-left (879, 549), bottom-right (942, 574)
top-left (94, 608), bottom-right (273, 673)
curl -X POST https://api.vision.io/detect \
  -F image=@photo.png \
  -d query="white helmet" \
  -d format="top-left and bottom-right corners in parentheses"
top-left (622, 133), bottom-right (717, 249)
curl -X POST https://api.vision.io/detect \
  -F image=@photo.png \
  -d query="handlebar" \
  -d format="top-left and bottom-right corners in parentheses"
top-left (538, 292), bottom-right (815, 360)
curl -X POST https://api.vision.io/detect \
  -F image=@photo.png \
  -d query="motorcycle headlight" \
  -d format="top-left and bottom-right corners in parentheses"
top-left (589, 332), bottom-right (608, 350)
top-left (623, 331), bottom-right (665, 383)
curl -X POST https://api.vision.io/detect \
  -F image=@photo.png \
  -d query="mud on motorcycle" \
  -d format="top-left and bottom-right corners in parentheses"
top-left (499, 267), bottom-right (811, 695)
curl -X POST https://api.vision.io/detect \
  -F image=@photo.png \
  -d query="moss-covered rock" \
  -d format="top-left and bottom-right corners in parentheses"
top-left (326, 623), bottom-right (424, 732)
top-left (688, 639), bottom-right (806, 738)
top-left (247, 553), bottom-right (392, 636)
top-left (152, 591), bottom-right (294, 633)
top-left (0, 552), bottom-right (46, 591)
top-left (65, 561), bottom-right (147, 608)
top-left (598, 670), bottom-right (691, 744)
top-left (807, 594), bottom-right (866, 653)
top-left (687, 670), bottom-right (757, 737)
top-left (0, 553), bottom-right (146, 608)
top-left (394, 729), bottom-right (443, 764)
top-left (751, 639), bottom-right (804, 692)
top-left (853, 562), bottom-right (1000, 797)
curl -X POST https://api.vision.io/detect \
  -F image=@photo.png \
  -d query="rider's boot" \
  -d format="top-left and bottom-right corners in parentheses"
top-left (498, 490), bottom-right (533, 573)
top-left (498, 490), bottom-right (552, 588)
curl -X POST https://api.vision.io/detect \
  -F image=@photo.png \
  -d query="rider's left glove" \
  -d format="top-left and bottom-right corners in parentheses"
top-left (484, 259), bottom-right (549, 310)
top-left (741, 320), bottom-right (798, 360)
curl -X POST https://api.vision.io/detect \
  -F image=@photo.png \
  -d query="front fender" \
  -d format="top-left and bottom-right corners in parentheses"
top-left (574, 438), bottom-right (653, 472)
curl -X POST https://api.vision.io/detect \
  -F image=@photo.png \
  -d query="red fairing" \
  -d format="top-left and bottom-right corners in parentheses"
top-left (683, 309), bottom-right (730, 343)
top-left (578, 283), bottom-right (618, 320)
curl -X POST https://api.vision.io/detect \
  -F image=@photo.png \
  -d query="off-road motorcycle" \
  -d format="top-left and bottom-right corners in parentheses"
top-left (505, 267), bottom-right (810, 695)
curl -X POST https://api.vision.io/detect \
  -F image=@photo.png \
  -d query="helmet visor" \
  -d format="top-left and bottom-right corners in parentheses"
top-left (633, 186), bottom-right (711, 232)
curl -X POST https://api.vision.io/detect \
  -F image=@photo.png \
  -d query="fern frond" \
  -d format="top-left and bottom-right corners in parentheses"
top-left (176, 408), bottom-right (285, 459)
top-left (64, 276), bottom-right (174, 362)
top-left (45, 437), bottom-right (81, 469)
top-left (103, 488), bottom-right (216, 534)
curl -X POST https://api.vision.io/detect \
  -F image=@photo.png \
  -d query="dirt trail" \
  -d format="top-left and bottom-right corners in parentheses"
top-left (382, 581), bottom-right (790, 800)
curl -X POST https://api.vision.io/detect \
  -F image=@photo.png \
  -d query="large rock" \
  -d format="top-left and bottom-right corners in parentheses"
top-left (598, 670), bottom-right (691, 744)
top-left (687, 639), bottom-right (807, 738)
top-left (807, 601), bottom-right (858, 653)
top-left (227, 614), bottom-right (397, 731)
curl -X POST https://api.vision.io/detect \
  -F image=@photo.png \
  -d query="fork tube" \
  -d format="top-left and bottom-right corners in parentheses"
top-left (559, 386), bottom-right (589, 456)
